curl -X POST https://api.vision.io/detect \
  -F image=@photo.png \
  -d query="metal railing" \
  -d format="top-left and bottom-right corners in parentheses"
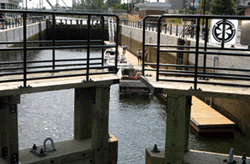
top-left (120, 19), bottom-right (189, 37)
top-left (0, 9), bottom-right (119, 88)
top-left (142, 14), bottom-right (250, 90)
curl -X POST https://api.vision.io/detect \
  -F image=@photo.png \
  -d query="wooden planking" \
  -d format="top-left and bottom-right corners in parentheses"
top-left (140, 76), bottom-right (250, 100)
top-left (0, 70), bottom-right (119, 96)
top-left (191, 96), bottom-right (235, 126)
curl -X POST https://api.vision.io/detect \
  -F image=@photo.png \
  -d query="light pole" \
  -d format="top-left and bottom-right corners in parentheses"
top-left (202, 0), bottom-right (206, 31)
top-left (192, 0), bottom-right (195, 14)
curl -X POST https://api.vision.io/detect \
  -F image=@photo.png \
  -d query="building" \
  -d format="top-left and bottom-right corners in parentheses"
top-left (135, 2), bottom-right (171, 19)
top-left (166, 0), bottom-right (185, 9)
top-left (0, 0), bottom-right (22, 9)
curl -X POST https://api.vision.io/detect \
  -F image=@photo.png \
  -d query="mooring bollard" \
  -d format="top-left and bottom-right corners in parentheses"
top-left (223, 148), bottom-right (236, 164)
top-left (151, 144), bottom-right (160, 153)
top-left (239, 153), bottom-right (250, 164)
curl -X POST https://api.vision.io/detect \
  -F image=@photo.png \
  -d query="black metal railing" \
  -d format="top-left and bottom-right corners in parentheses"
top-left (120, 19), bottom-right (190, 37)
top-left (0, 9), bottom-right (119, 88)
top-left (142, 14), bottom-right (250, 90)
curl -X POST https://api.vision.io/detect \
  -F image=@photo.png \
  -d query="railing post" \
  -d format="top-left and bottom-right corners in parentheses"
top-left (221, 19), bottom-right (226, 49)
top-left (176, 24), bottom-right (178, 36)
top-left (170, 24), bottom-right (172, 35)
top-left (194, 18), bottom-right (200, 90)
top-left (86, 15), bottom-right (91, 81)
top-left (202, 18), bottom-right (209, 79)
top-left (101, 16), bottom-right (105, 66)
top-left (115, 16), bottom-right (120, 73)
top-left (52, 15), bottom-right (55, 70)
top-left (23, 12), bottom-right (27, 87)
top-left (142, 17), bottom-right (146, 76)
top-left (156, 17), bottom-right (162, 81)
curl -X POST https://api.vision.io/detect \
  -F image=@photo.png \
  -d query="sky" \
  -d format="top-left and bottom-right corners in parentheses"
top-left (20, 0), bottom-right (73, 9)
top-left (19, 0), bottom-right (167, 9)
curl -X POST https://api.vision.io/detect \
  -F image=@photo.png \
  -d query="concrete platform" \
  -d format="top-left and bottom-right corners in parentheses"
top-left (146, 148), bottom-right (246, 164)
top-left (0, 134), bottom-right (117, 164)
top-left (140, 76), bottom-right (250, 100)
top-left (0, 69), bottom-right (119, 96)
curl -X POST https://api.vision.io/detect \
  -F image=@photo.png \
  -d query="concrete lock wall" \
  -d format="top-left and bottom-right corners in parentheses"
top-left (120, 25), bottom-right (250, 136)
top-left (120, 25), bottom-right (250, 75)
top-left (0, 22), bottom-right (46, 62)
top-left (0, 21), bottom-right (46, 49)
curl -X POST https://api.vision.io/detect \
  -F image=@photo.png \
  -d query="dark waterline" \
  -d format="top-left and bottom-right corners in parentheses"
top-left (17, 49), bottom-right (250, 164)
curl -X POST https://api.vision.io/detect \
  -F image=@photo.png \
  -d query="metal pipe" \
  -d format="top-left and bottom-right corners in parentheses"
top-left (142, 17), bottom-right (146, 76)
top-left (101, 16), bottom-right (104, 66)
top-left (87, 15), bottom-right (90, 81)
top-left (156, 16), bottom-right (162, 81)
top-left (202, 18), bottom-right (209, 77)
top-left (115, 16), bottom-right (120, 73)
top-left (194, 18), bottom-right (200, 90)
top-left (221, 19), bottom-right (226, 49)
top-left (23, 12), bottom-right (27, 87)
top-left (52, 14), bottom-right (55, 70)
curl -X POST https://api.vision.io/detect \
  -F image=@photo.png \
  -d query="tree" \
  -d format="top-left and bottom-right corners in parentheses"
top-left (106, 0), bottom-right (121, 7)
top-left (210, 0), bottom-right (235, 15)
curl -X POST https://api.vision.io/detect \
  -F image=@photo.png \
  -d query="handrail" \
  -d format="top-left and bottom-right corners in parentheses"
top-left (0, 9), bottom-right (120, 88)
top-left (142, 14), bottom-right (250, 90)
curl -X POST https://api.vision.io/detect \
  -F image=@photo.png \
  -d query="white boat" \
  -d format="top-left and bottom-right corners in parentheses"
top-left (106, 55), bottom-right (132, 71)
top-left (117, 67), bottom-right (151, 96)
top-left (104, 48), bottom-right (120, 61)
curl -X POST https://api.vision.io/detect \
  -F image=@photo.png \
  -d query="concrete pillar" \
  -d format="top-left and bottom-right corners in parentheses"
top-left (165, 95), bottom-right (191, 164)
top-left (74, 87), bottom-right (95, 140)
top-left (0, 95), bottom-right (20, 164)
top-left (92, 86), bottom-right (110, 164)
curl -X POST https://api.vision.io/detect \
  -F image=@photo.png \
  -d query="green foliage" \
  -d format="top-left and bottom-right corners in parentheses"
top-left (211, 0), bottom-right (236, 15)
top-left (106, 0), bottom-right (121, 7)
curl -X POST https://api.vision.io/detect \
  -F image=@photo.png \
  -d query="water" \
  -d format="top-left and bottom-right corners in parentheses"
top-left (18, 49), bottom-right (250, 163)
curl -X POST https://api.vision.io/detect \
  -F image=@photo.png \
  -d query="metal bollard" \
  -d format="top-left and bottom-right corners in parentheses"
top-left (151, 144), bottom-right (160, 153)
top-left (44, 137), bottom-right (56, 153)
top-left (223, 148), bottom-right (236, 164)
top-left (239, 153), bottom-right (250, 164)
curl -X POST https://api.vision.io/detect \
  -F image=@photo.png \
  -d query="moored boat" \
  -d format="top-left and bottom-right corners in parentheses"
top-left (104, 48), bottom-right (120, 61)
top-left (117, 67), bottom-right (151, 96)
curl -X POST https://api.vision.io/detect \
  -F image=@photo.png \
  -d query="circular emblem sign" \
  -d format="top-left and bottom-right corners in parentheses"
top-left (212, 20), bottom-right (236, 43)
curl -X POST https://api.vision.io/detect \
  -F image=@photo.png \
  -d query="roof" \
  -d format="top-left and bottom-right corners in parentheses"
top-left (135, 2), bottom-right (171, 11)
